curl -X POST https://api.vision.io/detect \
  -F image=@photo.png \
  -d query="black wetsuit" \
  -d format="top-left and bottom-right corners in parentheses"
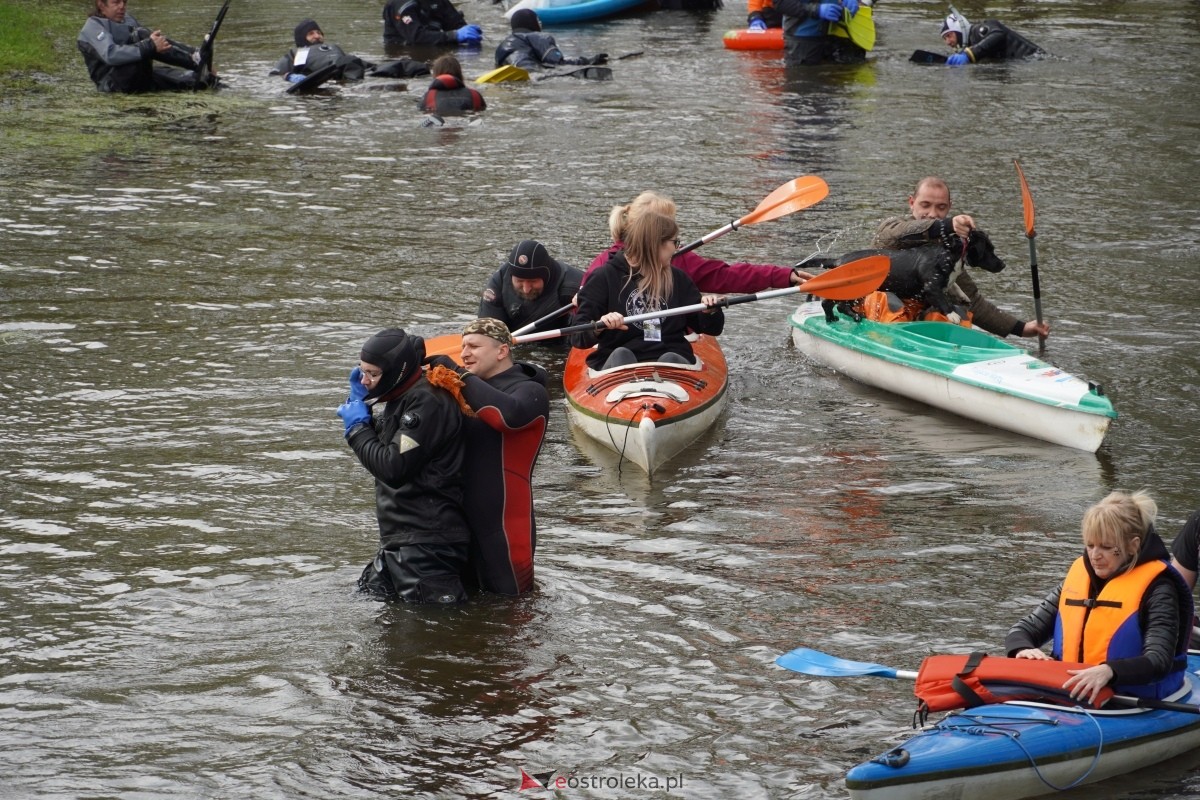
top-left (960, 19), bottom-right (1046, 62)
top-left (272, 43), bottom-right (373, 81)
top-left (478, 258), bottom-right (583, 338)
top-left (382, 0), bottom-right (467, 47)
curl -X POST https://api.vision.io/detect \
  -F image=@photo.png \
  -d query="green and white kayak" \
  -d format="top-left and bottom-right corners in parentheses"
top-left (788, 301), bottom-right (1117, 452)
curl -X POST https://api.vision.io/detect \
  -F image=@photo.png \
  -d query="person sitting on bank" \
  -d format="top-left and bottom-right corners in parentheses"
top-left (873, 176), bottom-right (1050, 339)
top-left (418, 54), bottom-right (486, 115)
top-left (494, 10), bottom-right (607, 71)
top-left (77, 0), bottom-right (218, 93)
top-left (479, 239), bottom-right (583, 338)
top-left (585, 191), bottom-right (814, 294)
top-left (382, 0), bottom-right (482, 50)
top-left (271, 19), bottom-right (374, 83)
top-left (1005, 490), bottom-right (1193, 705)
top-left (772, 0), bottom-right (864, 66)
top-left (939, 9), bottom-right (1046, 66)
top-left (571, 211), bottom-right (724, 371)
top-left (748, 0), bottom-right (782, 30)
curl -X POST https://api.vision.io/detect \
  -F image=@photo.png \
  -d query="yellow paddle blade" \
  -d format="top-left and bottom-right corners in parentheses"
top-left (1014, 159), bottom-right (1036, 237)
top-left (475, 65), bottom-right (531, 84)
top-left (831, 4), bottom-right (875, 52)
top-left (738, 175), bottom-right (829, 227)
top-left (799, 254), bottom-right (890, 300)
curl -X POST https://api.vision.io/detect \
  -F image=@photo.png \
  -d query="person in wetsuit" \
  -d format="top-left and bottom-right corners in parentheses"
top-left (271, 19), bottom-right (374, 83)
top-left (493, 10), bottom-right (607, 71)
top-left (940, 9), bottom-right (1046, 66)
top-left (77, 0), bottom-right (218, 93)
top-left (479, 239), bottom-right (582, 339)
top-left (418, 54), bottom-right (487, 115)
top-left (382, 0), bottom-right (482, 50)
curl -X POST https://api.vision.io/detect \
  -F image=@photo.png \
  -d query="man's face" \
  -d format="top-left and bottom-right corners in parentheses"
top-left (305, 29), bottom-right (324, 44)
top-left (908, 184), bottom-right (952, 220)
top-left (512, 276), bottom-right (545, 302)
top-left (942, 31), bottom-right (960, 48)
top-left (461, 333), bottom-right (508, 379)
top-left (99, 0), bottom-right (127, 23)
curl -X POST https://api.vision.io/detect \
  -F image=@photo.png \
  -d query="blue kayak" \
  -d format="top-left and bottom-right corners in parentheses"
top-left (505, 0), bottom-right (649, 25)
top-left (845, 654), bottom-right (1200, 799)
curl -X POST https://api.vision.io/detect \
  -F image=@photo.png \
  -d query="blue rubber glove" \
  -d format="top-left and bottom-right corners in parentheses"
top-left (455, 24), bottom-right (482, 44)
top-left (748, 18), bottom-right (768, 31)
top-left (286, 73), bottom-right (305, 84)
top-left (348, 367), bottom-right (369, 403)
top-left (842, 0), bottom-right (858, 16)
top-left (818, 3), bottom-right (842, 22)
top-left (337, 400), bottom-right (371, 437)
top-left (946, 53), bottom-right (969, 66)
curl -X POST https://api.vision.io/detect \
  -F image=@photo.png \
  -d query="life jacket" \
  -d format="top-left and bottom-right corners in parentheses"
top-left (1054, 557), bottom-right (1188, 699)
top-left (419, 74), bottom-right (486, 115)
top-left (854, 291), bottom-right (973, 326)
top-left (914, 652), bottom-right (1113, 725)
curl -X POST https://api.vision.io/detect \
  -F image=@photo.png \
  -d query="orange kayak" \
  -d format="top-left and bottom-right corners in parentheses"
top-left (564, 335), bottom-right (728, 475)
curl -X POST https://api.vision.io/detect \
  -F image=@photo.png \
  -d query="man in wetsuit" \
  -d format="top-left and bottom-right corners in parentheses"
top-left (272, 19), bottom-right (374, 83)
top-left (494, 10), bottom-right (607, 71)
top-left (479, 239), bottom-right (583, 339)
top-left (382, 0), bottom-right (482, 49)
top-left (77, 0), bottom-right (218, 93)
top-left (940, 9), bottom-right (1046, 66)
top-left (427, 319), bottom-right (549, 596)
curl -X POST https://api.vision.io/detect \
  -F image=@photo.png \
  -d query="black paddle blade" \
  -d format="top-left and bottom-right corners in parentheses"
top-left (538, 66), bottom-right (614, 82)
top-left (286, 62), bottom-right (340, 94)
top-left (910, 49), bottom-right (948, 65)
top-left (197, 0), bottom-right (230, 70)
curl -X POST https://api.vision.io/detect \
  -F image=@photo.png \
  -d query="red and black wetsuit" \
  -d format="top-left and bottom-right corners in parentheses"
top-left (459, 362), bottom-right (549, 595)
top-left (418, 73), bottom-right (486, 115)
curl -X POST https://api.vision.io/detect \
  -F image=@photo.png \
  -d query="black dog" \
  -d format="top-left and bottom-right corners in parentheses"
top-left (809, 230), bottom-right (1006, 322)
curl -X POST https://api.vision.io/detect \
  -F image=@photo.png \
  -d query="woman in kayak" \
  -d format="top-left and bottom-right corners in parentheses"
top-left (585, 191), bottom-right (813, 294)
top-left (1005, 490), bottom-right (1193, 705)
top-left (570, 210), bottom-right (724, 371)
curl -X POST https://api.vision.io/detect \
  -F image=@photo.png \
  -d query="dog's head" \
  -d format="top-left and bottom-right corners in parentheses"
top-left (966, 230), bottom-right (1006, 273)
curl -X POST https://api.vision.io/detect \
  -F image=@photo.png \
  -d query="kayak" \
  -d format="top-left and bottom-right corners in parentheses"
top-left (787, 301), bottom-right (1116, 452)
top-left (722, 27), bottom-right (784, 51)
top-left (845, 654), bottom-right (1200, 800)
top-left (505, 0), bottom-right (649, 26)
top-left (564, 334), bottom-right (728, 474)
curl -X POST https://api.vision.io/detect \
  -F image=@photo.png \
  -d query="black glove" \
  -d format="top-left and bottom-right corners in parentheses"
top-left (589, 53), bottom-right (609, 65)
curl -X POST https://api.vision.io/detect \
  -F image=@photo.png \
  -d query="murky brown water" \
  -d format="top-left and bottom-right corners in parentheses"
top-left (2, 0), bottom-right (1199, 796)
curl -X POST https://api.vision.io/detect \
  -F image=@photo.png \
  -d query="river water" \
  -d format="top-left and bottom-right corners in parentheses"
top-left (2, 0), bottom-right (1199, 797)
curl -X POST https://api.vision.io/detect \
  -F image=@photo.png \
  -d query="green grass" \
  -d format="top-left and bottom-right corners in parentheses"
top-left (0, 0), bottom-right (79, 76)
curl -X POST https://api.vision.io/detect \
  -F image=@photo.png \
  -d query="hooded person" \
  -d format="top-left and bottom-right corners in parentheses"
top-left (425, 318), bottom-right (551, 596)
top-left (940, 9), bottom-right (1046, 65)
top-left (271, 18), bottom-right (374, 82)
top-left (337, 328), bottom-right (476, 604)
top-left (493, 9), bottom-right (607, 70)
top-left (478, 239), bottom-right (584, 340)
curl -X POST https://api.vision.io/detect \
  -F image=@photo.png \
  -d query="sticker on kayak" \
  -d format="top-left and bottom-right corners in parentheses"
top-left (953, 356), bottom-right (1092, 406)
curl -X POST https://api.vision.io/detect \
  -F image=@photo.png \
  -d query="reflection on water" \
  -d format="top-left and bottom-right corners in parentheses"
top-left (3, 0), bottom-right (1200, 796)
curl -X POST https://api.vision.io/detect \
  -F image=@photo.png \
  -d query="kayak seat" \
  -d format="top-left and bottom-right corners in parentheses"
top-left (900, 321), bottom-right (1010, 351)
top-left (603, 380), bottom-right (690, 404)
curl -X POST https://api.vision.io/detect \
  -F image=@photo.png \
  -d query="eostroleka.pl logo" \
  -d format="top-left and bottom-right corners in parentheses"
top-left (518, 768), bottom-right (685, 792)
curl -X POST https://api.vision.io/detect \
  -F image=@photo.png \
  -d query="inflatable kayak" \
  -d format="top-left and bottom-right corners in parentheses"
top-left (505, 0), bottom-right (650, 26)
top-left (788, 301), bottom-right (1116, 451)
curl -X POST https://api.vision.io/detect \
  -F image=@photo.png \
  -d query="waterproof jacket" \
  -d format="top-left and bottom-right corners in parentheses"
top-left (961, 19), bottom-right (1046, 62)
top-left (479, 258), bottom-right (583, 335)
top-left (459, 362), bottom-right (549, 595)
top-left (418, 73), bottom-right (487, 114)
top-left (571, 251), bottom-right (725, 370)
top-left (494, 29), bottom-right (591, 70)
top-left (383, 0), bottom-right (466, 46)
top-left (272, 43), bottom-right (373, 80)
top-left (873, 216), bottom-right (1024, 337)
top-left (587, 242), bottom-right (792, 295)
top-left (346, 378), bottom-right (469, 546)
top-left (1005, 527), bottom-right (1193, 698)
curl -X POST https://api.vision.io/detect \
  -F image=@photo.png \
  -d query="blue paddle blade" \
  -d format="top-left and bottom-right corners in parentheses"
top-left (776, 647), bottom-right (902, 679)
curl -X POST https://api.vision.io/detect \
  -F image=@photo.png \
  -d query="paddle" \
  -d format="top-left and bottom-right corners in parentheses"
top-left (512, 303), bottom-right (575, 335)
top-left (476, 64), bottom-right (530, 83)
top-left (1013, 159), bottom-right (1046, 354)
top-left (537, 66), bottom-right (612, 81)
top-left (675, 175), bottom-right (830, 256)
top-left (514, 255), bottom-right (888, 344)
top-left (196, 0), bottom-right (230, 77)
top-left (776, 646), bottom-right (1200, 716)
top-left (910, 49), bottom-right (948, 65)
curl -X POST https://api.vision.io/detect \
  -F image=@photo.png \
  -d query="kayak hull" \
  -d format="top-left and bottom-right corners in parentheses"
top-left (564, 335), bottom-right (728, 474)
top-left (505, 0), bottom-right (649, 25)
top-left (846, 659), bottom-right (1200, 800)
top-left (788, 302), bottom-right (1116, 452)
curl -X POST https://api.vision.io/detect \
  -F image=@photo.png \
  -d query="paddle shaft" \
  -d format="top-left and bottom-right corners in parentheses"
top-left (511, 302), bottom-right (574, 335)
top-left (1014, 159), bottom-right (1046, 353)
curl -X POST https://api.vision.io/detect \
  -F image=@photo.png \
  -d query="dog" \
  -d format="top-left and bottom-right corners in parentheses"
top-left (808, 230), bottom-right (1006, 323)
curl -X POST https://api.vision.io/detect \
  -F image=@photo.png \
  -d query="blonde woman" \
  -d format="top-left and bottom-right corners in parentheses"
top-left (571, 211), bottom-right (724, 371)
top-left (585, 191), bottom-right (812, 293)
top-left (1005, 490), bottom-right (1193, 706)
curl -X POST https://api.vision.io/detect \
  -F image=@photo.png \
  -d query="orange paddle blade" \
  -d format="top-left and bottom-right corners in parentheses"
top-left (738, 175), bottom-right (829, 227)
top-left (1014, 159), bottom-right (1036, 238)
top-left (422, 333), bottom-right (465, 364)
top-left (799, 254), bottom-right (890, 300)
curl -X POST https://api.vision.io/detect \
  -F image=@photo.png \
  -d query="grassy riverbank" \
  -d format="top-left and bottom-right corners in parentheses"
top-left (0, 0), bottom-right (79, 81)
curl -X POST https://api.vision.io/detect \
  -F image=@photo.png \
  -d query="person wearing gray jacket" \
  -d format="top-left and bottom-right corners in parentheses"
top-left (77, 0), bottom-right (217, 93)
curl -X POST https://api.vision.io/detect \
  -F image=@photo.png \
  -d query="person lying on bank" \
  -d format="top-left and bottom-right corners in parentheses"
top-left (77, 0), bottom-right (218, 93)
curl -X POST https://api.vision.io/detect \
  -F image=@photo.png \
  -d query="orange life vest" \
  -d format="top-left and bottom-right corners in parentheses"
top-left (1056, 558), bottom-right (1165, 666)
